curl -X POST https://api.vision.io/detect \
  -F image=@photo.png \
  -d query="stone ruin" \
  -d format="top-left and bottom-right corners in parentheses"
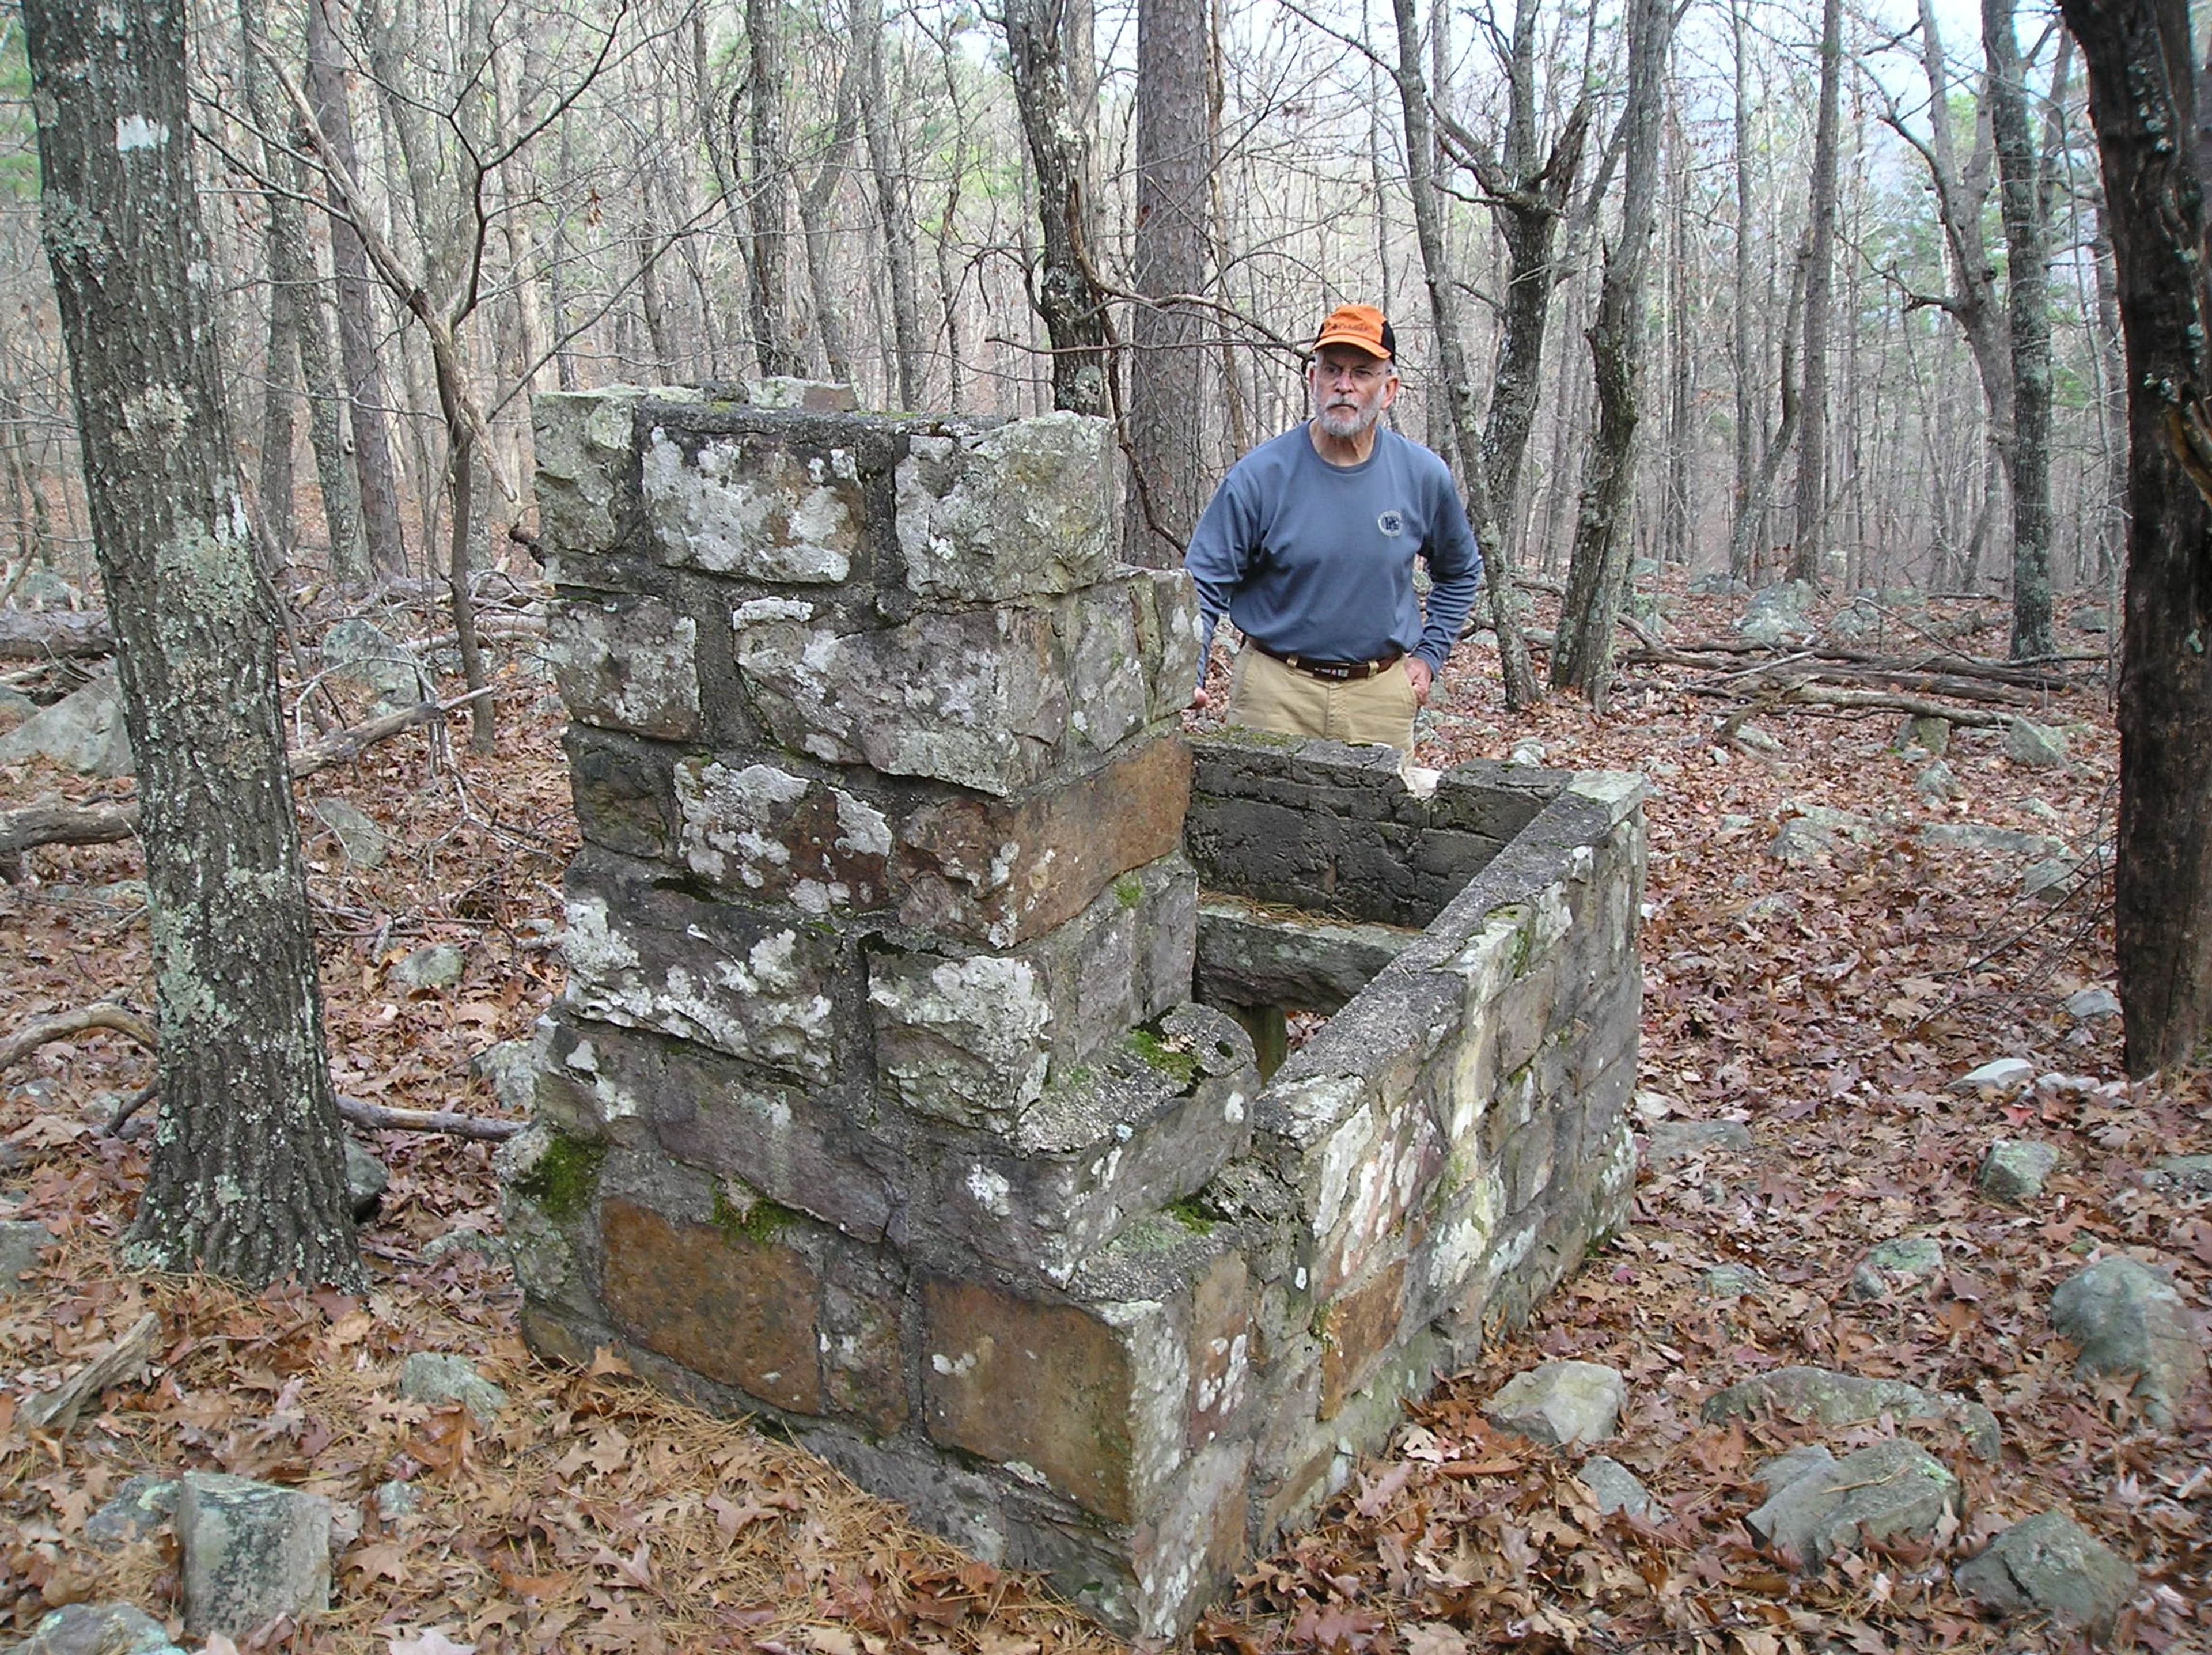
top-left (502, 385), bottom-right (1646, 1638)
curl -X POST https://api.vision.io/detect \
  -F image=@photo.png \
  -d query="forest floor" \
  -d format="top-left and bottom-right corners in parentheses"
top-left (0, 574), bottom-right (2206, 1654)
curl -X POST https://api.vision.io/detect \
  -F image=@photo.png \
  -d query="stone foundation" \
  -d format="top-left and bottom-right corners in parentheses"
top-left (504, 387), bottom-right (1645, 1638)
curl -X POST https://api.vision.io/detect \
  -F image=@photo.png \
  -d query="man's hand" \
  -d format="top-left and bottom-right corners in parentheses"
top-left (1402, 657), bottom-right (1433, 703)
top-left (1191, 684), bottom-right (1213, 710)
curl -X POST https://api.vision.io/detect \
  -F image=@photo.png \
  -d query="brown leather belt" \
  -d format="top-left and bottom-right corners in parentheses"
top-left (1257, 646), bottom-right (1403, 683)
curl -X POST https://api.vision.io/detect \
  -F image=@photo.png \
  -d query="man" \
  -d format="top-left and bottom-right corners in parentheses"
top-left (1185, 304), bottom-right (1483, 752)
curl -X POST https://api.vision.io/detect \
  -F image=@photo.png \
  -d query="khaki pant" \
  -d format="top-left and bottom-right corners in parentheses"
top-left (1228, 647), bottom-right (1419, 750)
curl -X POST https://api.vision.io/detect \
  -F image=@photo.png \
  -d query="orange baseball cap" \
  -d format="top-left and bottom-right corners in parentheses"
top-left (1313, 303), bottom-right (1396, 360)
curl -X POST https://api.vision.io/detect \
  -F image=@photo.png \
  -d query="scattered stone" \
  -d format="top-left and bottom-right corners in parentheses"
top-left (2021, 858), bottom-right (2085, 902)
top-left (0, 683), bottom-right (37, 725)
top-left (1953, 1056), bottom-right (2035, 1094)
top-left (343, 1140), bottom-right (387, 1222)
top-left (8, 1600), bottom-right (184, 1655)
top-left (1769, 803), bottom-right (1876, 865)
top-left (1733, 724), bottom-right (1783, 755)
top-left (1645, 1119), bottom-right (1753, 1170)
top-left (1913, 759), bottom-right (1960, 802)
top-left (313, 799), bottom-right (388, 869)
top-left (1978, 1139), bottom-right (2060, 1203)
top-left (14, 567), bottom-right (79, 608)
top-left (398, 1351), bottom-right (510, 1425)
top-left (1956, 1511), bottom-right (2137, 1637)
top-left (1483, 1361), bottom-right (1627, 1447)
top-left (422, 1228), bottom-right (508, 1266)
top-left (2070, 605), bottom-right (2112, 634)
top-left (2065, 987), bottom-right (2121, 1022)
top-left (2050, 1256), bottom-right (2205, 1427)
top-left (1737, 580), bottom-right (1816, 645)
top-left (749, 377), bottom-right (858, 412)
top-left (1507, 739), bottom-right (1548, 767)
top-left (1702, 1365), bottom-right (2002, 1460)
top-left (1893, 714), bottom-right (1952, 757)
top-left (1699, 1263), bottom-right (1769, 1301)
top-left (85, 1474), bottom-right (178, 1546)
top-left (1919, 823), bottom-right (2069, 857)
top-left (1826, 598), bottom-right (1881, 642)
top-left (2003, 719), bottom-right (2070, 767)
top-left (0, 1220), bottom-right (54, 1294)
top-left (84, 879), bottom-right (145, 909)
top-left (1848, 1236), bottom-right (1945, 1301)
top-left (390, 942), bottom-right (465, 991)
top-left (372, 1480), bottom-right (422, 1522)
top-left (1743, 1438), bottom-right (1961, 1566)
top-left (175, 1471), bottom-right (332, 1639)
top-left (320, 619), bottom-right (426, 713)
top-left (1690, 571), bottom-right (1748, 597)
top-left (1744, 893), bottom-right (1800, 921)
top-left (0, 673), bottom-right (132, 777)
top-left (1754, 1444), bottom-right (1836, 1495)
top-left (1575, 1456), bottom-right (1660, 1521)
top-left (471, 1033), bottom-right (544, 1113)
top-left (2142, 1155), bottom-right (2212, 1195)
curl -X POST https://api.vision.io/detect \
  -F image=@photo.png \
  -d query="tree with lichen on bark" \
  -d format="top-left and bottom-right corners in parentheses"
top-left (22, 0), bottom-right (363, 1289)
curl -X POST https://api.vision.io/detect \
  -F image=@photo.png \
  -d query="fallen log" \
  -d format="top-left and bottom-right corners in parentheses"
top-left (1696, 680), bottom-right (2014, 729)
top-left (0, 686), bottom-right (494, 857)
top-left (20, 1311), bottom-right (161, 1434)
top-left (0, 609), bottom-right (113, 661)
top-left (0, 1002), bottom-right (157, 1072)
top-left (337, 1095), bottom-right (523, 1142)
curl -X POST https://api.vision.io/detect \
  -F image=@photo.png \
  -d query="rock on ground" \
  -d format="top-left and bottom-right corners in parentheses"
top-left (344, 1139), bottom-right (388, 1222)
top-left (1978, 1139), bottom-right (2060, 1203)
top-left (1954, 1510), bottom-right (2138, 1637)
top-left (1483, 1361), bottom-right (1627, 1447)
top-left (2004, 718), bottom-right (2070, 767)
top-left (1953, 1056), bottom-right (2035, 1093)
top-left (1699, 1263), bottom-right (1768, 1301)
top-left (320, 619), bottom-right (426, 711)
top-left (2065, 987), bottom-right (2122, 1022)
top-left (399, 1351), bottom-right (511, 1425)
top-left (176, 1471), bottom-right (332, 1639)
top-left (2050, 1256), bottom-right (2205, 1427)
top-left (312, 798), bottom-right (388, 869)
top-left (0, 673), bottom-right (132, 777)
top-left (391, 942), bottom-right (467, 991)
top-left (1743, 1438), bottom-right (1960, 1567)
top-left (8, 1600), bottom-right (185, 1654)
top-left (1644, 1119), bottom-right (1753, 1171)
top-left (2142, 1154), bottom-right (2212, 1196)
top-left (1575, 1456), bottom-right (1660, 1521)
top-left (1702, 1365), bottom-right (2002, 1460)
top-left (1848, 1236), bottom-right (1945, 1301)
top-left (85, 1474), bottom-right (176, 1546)
top-left (0, 1220), bottom-right (54, 1294)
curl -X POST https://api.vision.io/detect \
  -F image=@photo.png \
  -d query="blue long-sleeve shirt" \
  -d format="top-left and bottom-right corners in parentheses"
top-left (1184, 425), bottom-right (1483, 679)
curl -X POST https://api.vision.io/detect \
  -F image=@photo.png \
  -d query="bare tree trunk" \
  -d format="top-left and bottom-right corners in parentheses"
top-left (745, 0), bottom-right (802, 377)
top-left (858, 0), bottom-right (925, 408)
top-left (798, 44), bottom-right (862, 387)
top-left (1125, 0), bottom-right (1213, 566)
top-left (24, 0), bottom-right (362, 1289)
top-left (1551, 0), bottom-right (1676, 706)
top-left (1729, 0), bottom-right (1755, 580)
top-left (1003, 0), bottom-right (1112, 415)
top-left (1986, 0), bottom-right (2058, 659)
top-left (2056, 0), bottom-right (2212, 1073)
top-left (305, 0), bottom-right (408, 581)
top-left (1789, 0), bottom-right (1843, 583)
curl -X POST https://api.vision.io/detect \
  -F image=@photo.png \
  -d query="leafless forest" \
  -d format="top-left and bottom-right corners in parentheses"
top-left (0, 0), bottom-right (2115, 613)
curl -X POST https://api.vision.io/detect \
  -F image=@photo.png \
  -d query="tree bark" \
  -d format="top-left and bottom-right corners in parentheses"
top-left (744, 0), bottom-right (803, 377)
top-left (1984, 0), bottom-right (2057, 660)
top-left (1125, 0), bottom-right (1213, 566)
top-left (1550, 0), bottom-right (1675, 707)
top-left (304, 0), bottom-right (408, 581)
top-left (2055, 0), bottom-right (2212, 1073)
top-left (1789, 0), bottom-right (1843, 583)
top-left (22, 0), bottom-right (363, 1288)
top-left (1003, 0), bottom-right (1112, 416)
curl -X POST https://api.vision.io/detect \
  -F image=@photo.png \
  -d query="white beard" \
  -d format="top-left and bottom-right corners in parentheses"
top-left (1315, 397), bottom-right (1382, 440)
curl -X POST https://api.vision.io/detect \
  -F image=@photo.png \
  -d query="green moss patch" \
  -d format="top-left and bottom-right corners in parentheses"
top-left (513, 1133), bottom-right (606, 1222)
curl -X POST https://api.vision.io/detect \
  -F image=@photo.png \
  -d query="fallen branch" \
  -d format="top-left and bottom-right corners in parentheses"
top-left (21, 1311), bottom-right (161, 1434)
top-left (336, 1095), bottom-right (524, 1142)
top-left (0, 609), bottom-right (113, 661)
top-left (0, 686), bottom-right (495, 856)
top-left (1696, 680), bottom-right (2013, 729)
top-left (0, 1002), bottom-right (156, 1073)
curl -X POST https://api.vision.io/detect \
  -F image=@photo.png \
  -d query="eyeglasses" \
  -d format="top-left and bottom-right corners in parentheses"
top-left (1313, 359), bottom-right (1391, 386)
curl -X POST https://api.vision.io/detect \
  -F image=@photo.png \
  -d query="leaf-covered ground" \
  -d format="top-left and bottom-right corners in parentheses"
top-left (1, 578), bottom-right (2205, 1653)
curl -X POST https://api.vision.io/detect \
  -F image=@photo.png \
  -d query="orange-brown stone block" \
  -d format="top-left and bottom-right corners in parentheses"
top-left (1319, 1258), bottom-right (1407, 1421)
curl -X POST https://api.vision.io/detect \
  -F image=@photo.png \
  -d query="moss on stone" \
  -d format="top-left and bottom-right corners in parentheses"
top-left (1126, 1028), bottom-right (1198, 1087)
top-left (513, 1133), bottom-right (606, 1222)
top-left (1113, 874), bottom-right (1143, 910)
top-left (713, 1188), bottom-right (797, 1246)
top-left (1163, 1196), bottom-right (1217, 1234)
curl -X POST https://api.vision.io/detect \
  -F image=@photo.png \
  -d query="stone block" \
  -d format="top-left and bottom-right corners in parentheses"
top-left (565, 726), bottom-right (680, 861)
top-left (562, 851), bottom-right (847, 1081)
top-left (1319, 1259), bottom-right (1408, 1419)
top-left (1743, 1438), bottom-right (1960, 1566)
top-left (1194, 895), bottom-right (1414, 1014)
top-left (896, 738), bottom-right (1191, 947)
top-left (600, 1196), bottom-right (843, 1416)
top-left (674, 756), bottom-right (893, 914)
top-left (548, 595), bottom-right (700, 740)
top-left (532, 386), bottom-right (650, 562)
top-left (176, 1472), bottom-right (332, 1638)
top-left (913, 1004), bottom-right (1256, 1283)
top-left (896, 412), bottom-right (1119, 603)
top-left (644, 422), bottom-right (869, 583)
top-left (1954, 1510), bottom-right (2137, 1635)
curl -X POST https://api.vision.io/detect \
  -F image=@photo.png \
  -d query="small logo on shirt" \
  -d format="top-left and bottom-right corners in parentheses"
top-left (1377, 509), bottom-right (1405, 537)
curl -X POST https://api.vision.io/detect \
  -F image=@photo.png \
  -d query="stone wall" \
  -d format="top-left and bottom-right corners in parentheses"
top-left (502, 387), bottom-right (1645, 1639)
